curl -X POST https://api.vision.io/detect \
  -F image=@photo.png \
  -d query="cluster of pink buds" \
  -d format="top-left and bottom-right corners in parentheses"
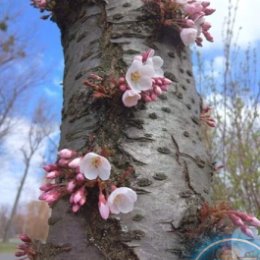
top-left (228, 211), bottom-right (260, 238)
top-left (143, 0), bottom-right (215, 46)
top-left (119, 49), bottom-right (172, 107)
top-left (31, 0), bottom-right (47, 9)
top-left (179, 0), bottom-right (215, 46)
top-left (15, 234), bottom-right (36, 260)
top-left (200, 103), bottom-right (216, 127)
top-left (39, 149), bottom-right (137, 219)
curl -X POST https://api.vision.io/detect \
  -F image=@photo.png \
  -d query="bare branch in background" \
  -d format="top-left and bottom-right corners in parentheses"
top-left (2, 102), bottom-right (55, 242)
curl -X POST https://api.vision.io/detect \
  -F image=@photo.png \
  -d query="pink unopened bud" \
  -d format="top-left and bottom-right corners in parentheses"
top-left (72, 204), bottom-right (80, 213)
top-left (250, 217), bottom-right (260, 227)
top-left (119, 77), bottom-right (126, 84)
top-left (40, 183), bottom-right (54, 192)
top-left (186, 19), bottom-right (195, 27)
top-left (207, 119), bottom-right (216, 127)
top-left (202, 21), bottom-right (211, 31)
top-left (154, 86), bottom-right (162, 96)
top-left (184, 3), bottom-right (203, 15)
top-left (203, 31), bottom-right (214, 42)
top-left (229, 214), bottom-right (244, 227)
top-left (98, 193), bottom-right (110, 220)
top-left (142, 49), bottom-right (154, 63)
top-left (143, 95), bottom-right (152, 102)
top-left (17, 244), bottom-right (28, 250)
top-left (150, 93), bottom-right (158, 101)
top-left (201, 1), bottom-right (210, 8)
top-left (161, 85), bottom-right (169, 91)
top-left (15, 251), bottom-right (26, 257)
top-left (68, 157), bottom-right (81, 168)
top-left (43, 164), bottom-right (58, 172)
top-left (163, 78), bottom-right (172, 85)
top-left (76, 173), bottom-right (85, 182)
top-left (79, 197), bottom-right (87, 206)
top-left (156, 79), bottom-right (163, 86)
top-left (70, 193), bottom-right (75, 204)
top-left (58, 158), bottom-right (69, 167)
top-left (73, 188), bottom-right (85, 204)
top-left (58, 149), bottom-right (76, 159)
top-left (119, 84), bottom-right (127, 92)
top-left (67, 180), bottom-right (77, 193)
top-left (39, 190), bottom-right (60, 203)
top-left (19, 234), bottom-right (32, 243)
top-left (46, 170), bottom-right (60, 179)
top-left (204, 8), bottom-right (215, 15)
top-left (241, 226), bottom-right (255, 238)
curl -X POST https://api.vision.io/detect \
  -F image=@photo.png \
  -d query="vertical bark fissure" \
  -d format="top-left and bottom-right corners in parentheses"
top-left (42, 0), bottom-right (212, 259)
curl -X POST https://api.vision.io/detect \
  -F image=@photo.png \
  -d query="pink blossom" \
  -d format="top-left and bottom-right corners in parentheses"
top-left (108, 187), bottom-right (137, 214)
top-left (126, 59), bottom-right (155, 92)
top-left (122, 90), bottom-right (141, 107)
top-left (79, 152), bottom-right (111, 180)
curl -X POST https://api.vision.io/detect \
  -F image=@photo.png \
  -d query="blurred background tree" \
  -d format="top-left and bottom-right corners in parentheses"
top-left (194, 0), bottom-right (260, 216)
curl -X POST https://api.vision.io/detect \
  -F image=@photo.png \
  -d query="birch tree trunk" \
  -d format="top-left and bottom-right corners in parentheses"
top-left (43, 0), bottom-right (212, 259)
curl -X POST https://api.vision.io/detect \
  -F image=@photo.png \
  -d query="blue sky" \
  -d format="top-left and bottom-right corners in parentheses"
top-left (0, 0), bottom-right (260, 207)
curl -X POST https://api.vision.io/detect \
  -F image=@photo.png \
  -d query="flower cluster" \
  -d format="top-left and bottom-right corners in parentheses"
top-left (15, 234), bottom-right (36, 260)
top-left (119, 49), bottom-right (172, 107)
top-left (228, 211), bottom-right (260, 238)
top-left (144, 0), bottom-right (215, 46)
top-left (200, 103), bottom-right (216, 127)
top-left (31, 0), bottom-right (47, 9)
top-left (40, 149), bottom-right (137, 220)
top-left (199, 203), bottom-right (260, 238)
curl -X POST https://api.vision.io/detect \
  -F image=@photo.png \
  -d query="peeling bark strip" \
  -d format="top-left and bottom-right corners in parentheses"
top-left (43, 0), bottom-right (212, 259)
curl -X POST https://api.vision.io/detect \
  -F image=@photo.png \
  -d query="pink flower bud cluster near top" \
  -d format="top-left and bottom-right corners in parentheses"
top-left (144, 0), bottom-right (215, 46)
top-left (15, 234), bottom-right (36, 260)
top-left (200, 103), bottom-right (216, 127)
top-left (40, 149), bottom-right (137, 220)
top-left (120, 49), bottom-right (172, 107)
top-left (228, 210), bottom-right (260, 238)
top-left (31, 0), bottom-right (47, 9)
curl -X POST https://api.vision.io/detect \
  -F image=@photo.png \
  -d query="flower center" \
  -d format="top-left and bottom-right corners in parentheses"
top-left (91, 157), bottom-right (102, 168)
top-left (131, 71), bottom-right (141, 83)
top-left (114, 195), bottom-right (122, 205)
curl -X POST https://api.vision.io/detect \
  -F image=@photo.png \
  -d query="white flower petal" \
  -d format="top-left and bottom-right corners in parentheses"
top-left (118, 196), bottom-right (134, 213)
top-left (180, 28), bottom-right (198, 45)
top-left (109, 201), bottom-right (120, 214)
top-left (122, 90), bottom-right (141, 107)
top-left (98, 157), bottom-right (112, 180)
top-left (138, 76), bottom-right (153, 91)
top-left (152, 56), bottom-right (164, 69)
top-left (79, 152), bottom-right (111, 180)
top-left (108, 187), bottom-right (137, 215)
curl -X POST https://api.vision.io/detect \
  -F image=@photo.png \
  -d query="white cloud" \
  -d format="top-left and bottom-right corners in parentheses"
top-left (0, 117), bottom-right (59, 207)
top-left (204, 0), bottom-right (260, 48)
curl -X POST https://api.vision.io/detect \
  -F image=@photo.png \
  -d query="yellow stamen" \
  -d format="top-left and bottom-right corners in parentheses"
top-left (91, 156), bottom-right (102, 168)
top-left (131, 71), bottom-right (141, 83)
